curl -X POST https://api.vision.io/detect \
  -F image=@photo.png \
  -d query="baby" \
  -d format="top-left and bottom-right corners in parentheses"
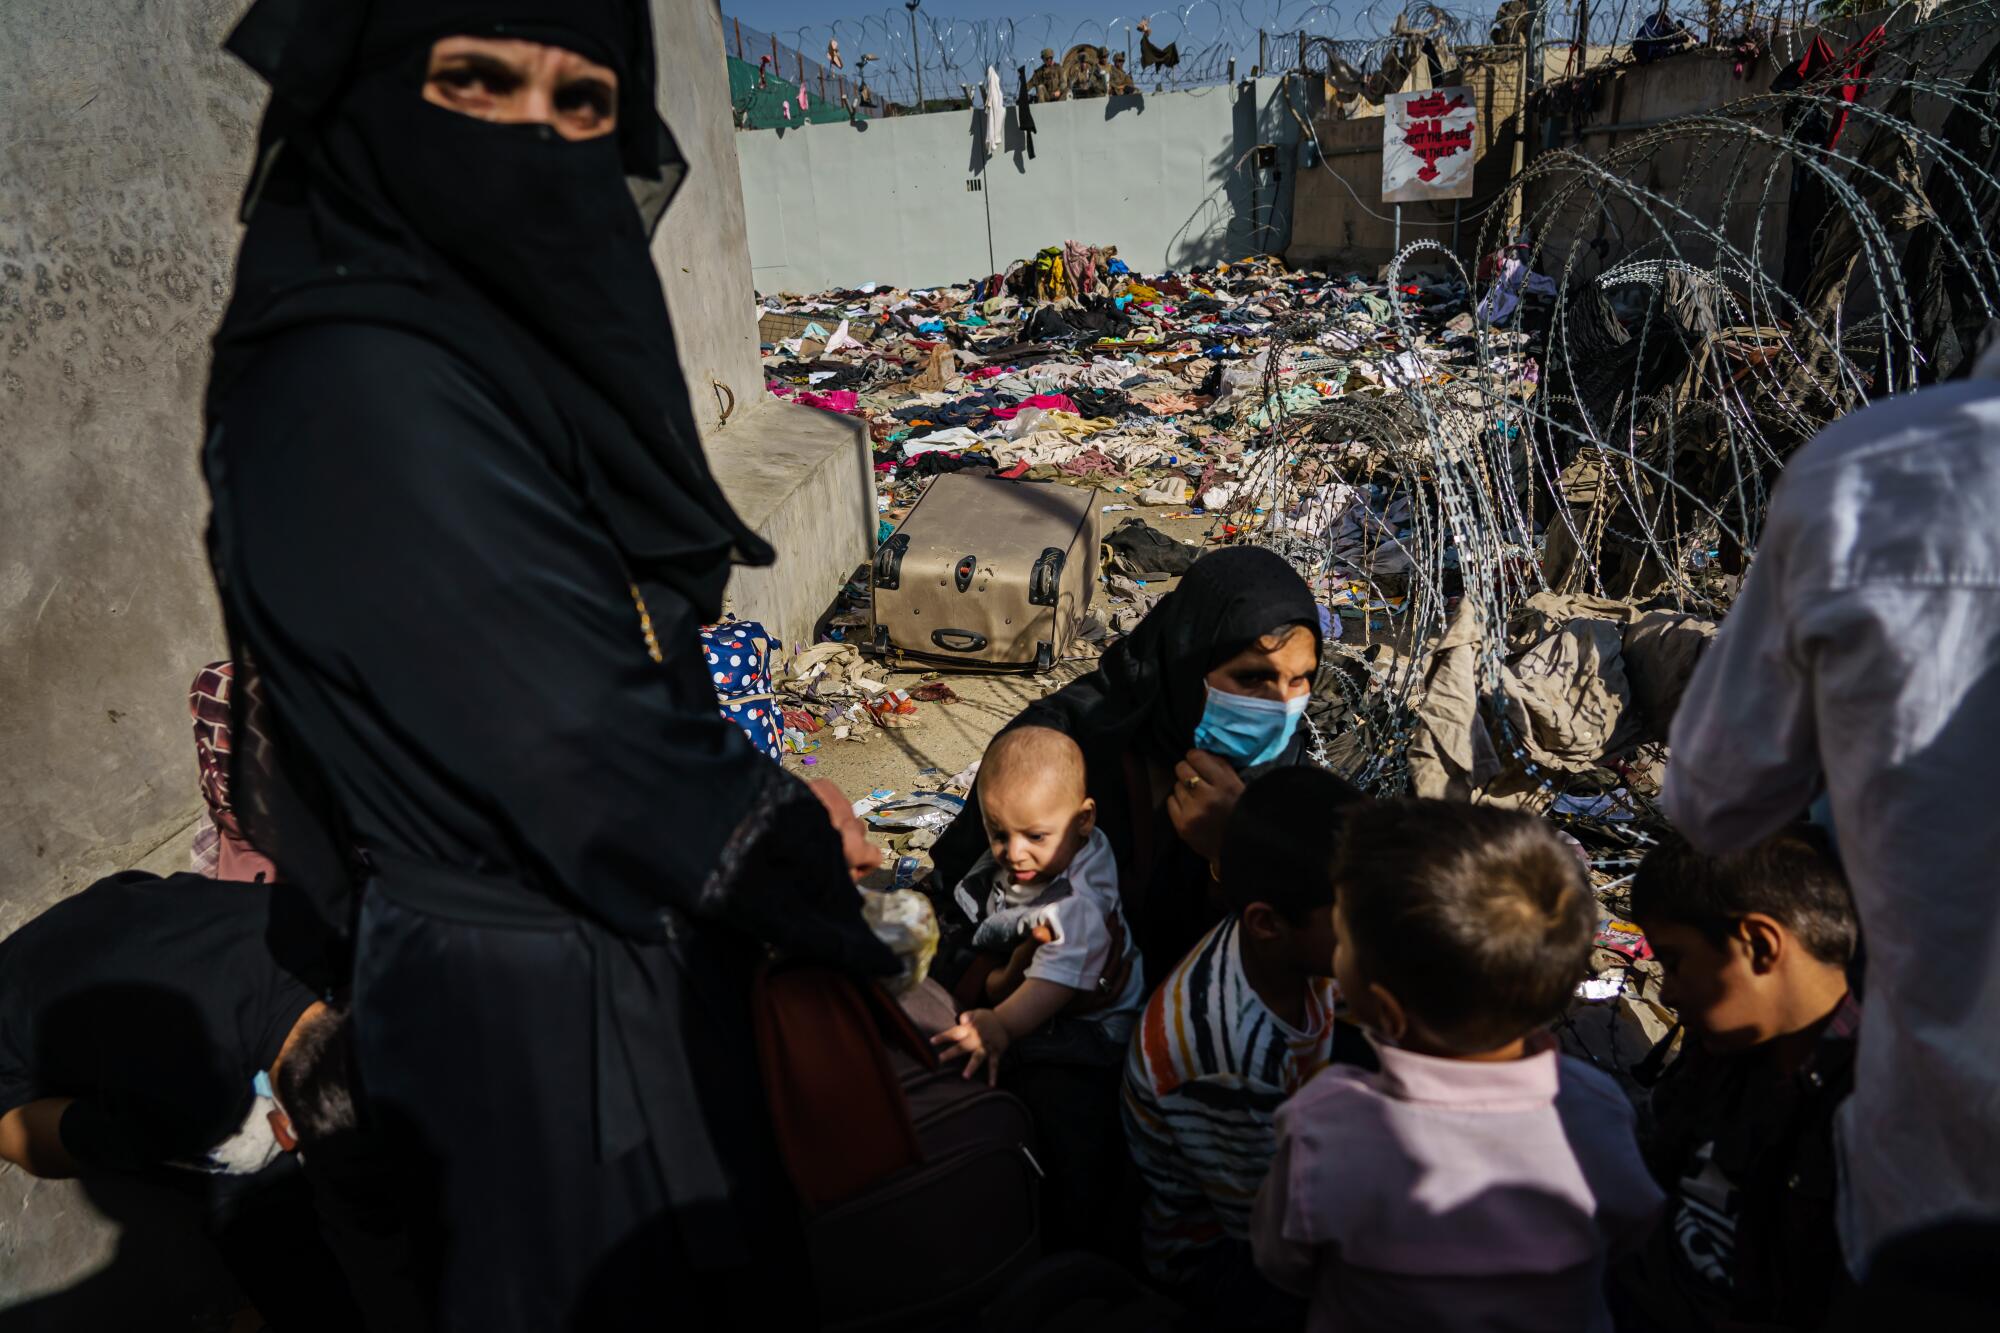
top-left (931, 726), bottom-right (1146, 1083)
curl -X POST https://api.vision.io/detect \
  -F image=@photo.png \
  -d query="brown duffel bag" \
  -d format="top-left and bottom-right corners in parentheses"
top-left (753, 965), bottom-right (1042, 1331)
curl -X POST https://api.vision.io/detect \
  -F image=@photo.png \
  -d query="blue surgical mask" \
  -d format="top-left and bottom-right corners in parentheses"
top-left (1191, 685), bottom-right (1307, 767)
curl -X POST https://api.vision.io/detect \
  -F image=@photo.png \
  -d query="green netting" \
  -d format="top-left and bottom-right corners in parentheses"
top-left (728, 56), bottom-right (847, 129)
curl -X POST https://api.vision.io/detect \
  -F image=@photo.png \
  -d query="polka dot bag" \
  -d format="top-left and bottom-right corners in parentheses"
top-left (700, 618), bottom-right (784, 761)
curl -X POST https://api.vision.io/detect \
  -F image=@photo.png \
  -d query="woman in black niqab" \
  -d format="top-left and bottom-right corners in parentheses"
top-left (203, 3), bottom-right (892, 1328)
top-left (930, 546), bottom-right (1325, 972)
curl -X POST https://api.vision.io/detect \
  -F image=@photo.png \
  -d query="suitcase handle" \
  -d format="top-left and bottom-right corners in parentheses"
top-left (1029, 547), bottom-right (1065, 608)
top-left (930, 628), bottom-right (988, 653)
top-left (875, 534), bottom-right (910, 591)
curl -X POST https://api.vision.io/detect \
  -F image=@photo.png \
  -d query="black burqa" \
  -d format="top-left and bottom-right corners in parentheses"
top-left (931, 546), bottom-right (1321, 973)
top-left (203, 3), bottom-right (892, 1329)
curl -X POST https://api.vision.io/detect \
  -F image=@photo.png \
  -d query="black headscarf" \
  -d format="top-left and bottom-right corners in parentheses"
top-left (927, 546), bottom-right (1323, 928)
top-left (1023, 544), bottom-right (1322, 760)
top-left (211, 0), bottom-right (769, 617)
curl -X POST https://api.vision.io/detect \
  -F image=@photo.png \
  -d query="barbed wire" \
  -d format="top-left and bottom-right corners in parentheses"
top-left (726, 2), bottom-right (1853, 118)
top-left (1238, 0), bottom-right (2000, 843)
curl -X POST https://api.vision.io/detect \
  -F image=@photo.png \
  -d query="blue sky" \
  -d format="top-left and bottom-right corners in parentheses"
top-left (719, 3), bottom-right (1414, 85)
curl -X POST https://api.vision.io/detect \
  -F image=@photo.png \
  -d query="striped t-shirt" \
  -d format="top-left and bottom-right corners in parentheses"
top-left (1121, 915), bottom-right (1344, 1279)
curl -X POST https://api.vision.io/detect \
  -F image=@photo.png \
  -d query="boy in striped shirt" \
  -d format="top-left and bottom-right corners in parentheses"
top-left (1121, 767), bottom-right (1369, 1324)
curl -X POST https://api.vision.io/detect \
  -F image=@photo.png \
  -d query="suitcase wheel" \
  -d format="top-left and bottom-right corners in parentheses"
top-left (1034, 642), bottom-right (1053, 673)
top-left (1029, 548), bottom-right (1065, 608)
top-left (872, 624), bottom-right (891, 655)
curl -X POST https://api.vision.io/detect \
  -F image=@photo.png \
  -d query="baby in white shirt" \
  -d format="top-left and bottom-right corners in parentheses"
top-left (933, 727), bottom-right (1145, 1082)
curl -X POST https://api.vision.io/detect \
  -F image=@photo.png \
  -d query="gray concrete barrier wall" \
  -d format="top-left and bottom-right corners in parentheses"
top-left (0, 1), bottom-right (252, 935)
top-left (738, 77), bottom-right (1306, 292)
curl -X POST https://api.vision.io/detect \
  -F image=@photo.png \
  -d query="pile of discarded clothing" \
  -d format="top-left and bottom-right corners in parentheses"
top-left (755, 241), bottom-right (1563, 649)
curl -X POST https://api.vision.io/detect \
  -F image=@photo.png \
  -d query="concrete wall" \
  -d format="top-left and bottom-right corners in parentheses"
top-left (1519, 49), bottom-right (1794, 287)
top-left (0, 2), bottom-right (251, 927)
top-left (657, 0), bottom-right (873, 649)
top-left (0, 2), bottom-right (254, 1318)
top-left (738, 77), bottom-right (1306, 292)
top-left (0, 0), bottom-right (867, 1315)
top-left (652, 0), bottom-right (762, 436)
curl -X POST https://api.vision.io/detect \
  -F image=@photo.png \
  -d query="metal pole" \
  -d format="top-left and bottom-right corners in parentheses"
top-left (1505, 0), bottom-right (1535, 238)
top-left (1394, 204), bottom-right (1402, 255)
top-left (770, 34), bottom-right (780, 69)
top-left (733, 18), bottom-right (743, 61)
top-left (907, 2), bottom-right (923, 112)
top-left (1451, 199), bottom-right (1462, 257)
top-left (1259, 29), bottom-right (1267, 75)
top-left (819, 68), bottom-right (827, 104)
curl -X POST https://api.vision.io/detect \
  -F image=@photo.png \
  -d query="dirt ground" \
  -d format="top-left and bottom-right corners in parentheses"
top-left (777, 502), bottom-right (1220, 878)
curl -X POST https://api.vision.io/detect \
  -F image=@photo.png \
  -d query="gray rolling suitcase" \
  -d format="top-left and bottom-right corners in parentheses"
top-left (870, 474), bottom-right (1102, 672)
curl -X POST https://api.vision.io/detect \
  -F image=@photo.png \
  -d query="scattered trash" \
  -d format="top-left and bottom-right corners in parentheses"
top-left (1576, 975), bottom-right (1627, 1003)
top-left (865, 792), bottom-right (967, 834)
top-left (861, 889), bottom-right (939, 994)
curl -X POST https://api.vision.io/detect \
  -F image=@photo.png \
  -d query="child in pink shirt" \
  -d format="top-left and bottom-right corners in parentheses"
top-left (1252, 799), bottom-right (1662, 1331)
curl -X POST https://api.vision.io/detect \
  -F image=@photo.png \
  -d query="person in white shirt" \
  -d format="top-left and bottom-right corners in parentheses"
top-left (1663, 336), bottom-right (2000, 1274)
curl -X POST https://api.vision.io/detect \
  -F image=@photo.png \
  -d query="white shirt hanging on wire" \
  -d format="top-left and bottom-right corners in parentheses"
top-left (983, 64), bottom-right (1005, 155)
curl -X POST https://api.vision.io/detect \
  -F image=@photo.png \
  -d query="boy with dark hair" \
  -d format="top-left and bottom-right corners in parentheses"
top-left (1123, 766), bottom-right (1367, 1324)
top-left (1253, 799), bottom-right (1661, 1331)
top-left (1617, 828), bottom-right (1859, 1331)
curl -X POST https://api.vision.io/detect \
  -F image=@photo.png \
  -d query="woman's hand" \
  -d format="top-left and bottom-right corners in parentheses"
top-left (1167, 749), bottom-right (1246, 863)
top-left (931, 1008), bottom-right (1012, 1085)
top-left (808, 778), bottom-right (882, 883)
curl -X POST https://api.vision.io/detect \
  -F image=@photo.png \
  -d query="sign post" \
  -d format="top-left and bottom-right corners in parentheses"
top-left (1382, 86), bottom-right (1478, 209)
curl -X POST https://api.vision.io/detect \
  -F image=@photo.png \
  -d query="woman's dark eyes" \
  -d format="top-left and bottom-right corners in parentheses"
top-left (431, 68), bottom-right (609, 119)
top-left (439, 67), bottom-right (513, 92)
top-left (555, 83), bottom-right (615, 117)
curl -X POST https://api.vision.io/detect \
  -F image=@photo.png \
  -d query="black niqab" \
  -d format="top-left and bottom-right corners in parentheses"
top-left (213, 0), bottom-right (769, 617)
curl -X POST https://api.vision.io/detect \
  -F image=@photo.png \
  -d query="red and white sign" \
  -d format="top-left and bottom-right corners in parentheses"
top-left (1382, 87), bottom-right (1476, 203)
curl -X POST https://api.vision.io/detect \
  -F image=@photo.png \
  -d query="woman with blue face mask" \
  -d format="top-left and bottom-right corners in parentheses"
top-left (929, 547), bottom-right (1326, 975)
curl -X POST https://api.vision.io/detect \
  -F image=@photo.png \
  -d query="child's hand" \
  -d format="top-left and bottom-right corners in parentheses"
top-left (931, 1008), bottom-right (1011, 1085)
